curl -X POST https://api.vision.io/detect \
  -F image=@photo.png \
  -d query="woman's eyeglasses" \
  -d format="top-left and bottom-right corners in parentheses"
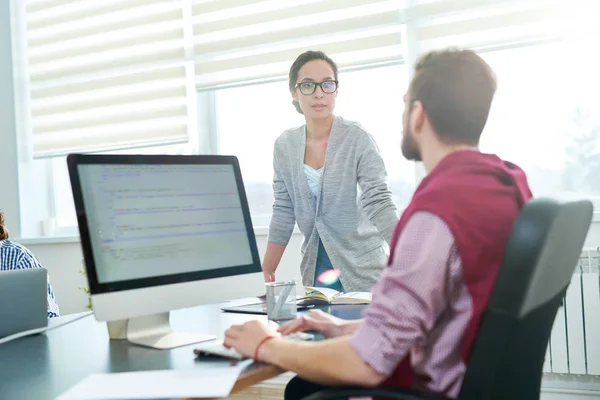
top-left (295, 80), bottom-right (338, 95)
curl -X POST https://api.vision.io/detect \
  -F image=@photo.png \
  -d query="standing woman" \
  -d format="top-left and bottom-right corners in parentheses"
top-left (262, 51), bottom-right (398, 292)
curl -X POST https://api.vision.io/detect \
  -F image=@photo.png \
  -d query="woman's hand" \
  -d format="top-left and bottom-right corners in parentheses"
top-left (262, 242), bottom-right (286, 283)
top-left (262, 264), bottom-right (276, 282)
top-left (277, 310), bottom-right (348, 338)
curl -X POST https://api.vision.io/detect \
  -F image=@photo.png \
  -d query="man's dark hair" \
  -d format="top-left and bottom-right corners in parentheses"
top-left (288, 50), bottom-right (338, 114)
top-left (410, 48), bottom-right (497, 145)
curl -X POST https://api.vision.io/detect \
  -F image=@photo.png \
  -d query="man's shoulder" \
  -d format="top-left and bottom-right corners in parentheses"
top-left (0, 240), bottom-right (32, 269)
top-left (399, 211), bottom-right (453, 240)
top-left (0, 240), bottom-right (28, 253)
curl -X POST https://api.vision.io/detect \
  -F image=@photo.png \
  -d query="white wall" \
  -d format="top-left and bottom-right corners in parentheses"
top-left (0, 0), bottom-right (21, 239)
top-left (24, 234), bottom-right (304, 315)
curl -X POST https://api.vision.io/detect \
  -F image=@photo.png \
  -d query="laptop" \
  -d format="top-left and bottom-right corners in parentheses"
top-left (0, 268), bottom-right (48, 339)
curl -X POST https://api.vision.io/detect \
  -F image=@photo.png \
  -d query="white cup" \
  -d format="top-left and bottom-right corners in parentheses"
top-left (41, 218), bottom-right (56, 236)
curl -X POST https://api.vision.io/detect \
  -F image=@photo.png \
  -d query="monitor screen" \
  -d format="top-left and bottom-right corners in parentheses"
top-left (69, 155), bottom-right (260, 293)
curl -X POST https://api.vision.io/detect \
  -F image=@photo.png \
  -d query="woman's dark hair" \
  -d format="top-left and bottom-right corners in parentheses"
top-left (288, 50), bottom-right (338, 114)
top-left (0, 211), bottom-right (8, 240)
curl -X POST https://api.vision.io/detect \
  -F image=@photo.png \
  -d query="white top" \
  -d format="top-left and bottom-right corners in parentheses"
top-left (303, 164), bottom-right (322, 197)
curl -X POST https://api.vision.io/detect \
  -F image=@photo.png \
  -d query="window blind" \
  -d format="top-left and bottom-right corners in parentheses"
top-left (410, 0), bottom-right (563, 53)
top-left (192, 0), bottom-right (404, 89)
top-left (23, 0), bottom-right (189, 157)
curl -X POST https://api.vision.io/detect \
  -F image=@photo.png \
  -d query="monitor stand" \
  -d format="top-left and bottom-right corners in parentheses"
top-left (106, 312), bottom-right (215, 349)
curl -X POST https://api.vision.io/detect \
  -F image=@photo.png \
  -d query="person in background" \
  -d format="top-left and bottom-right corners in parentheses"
top-left (262, 50), bottom-right (398, 293)
top-left (223, 48), bottom-right (533, 399)
top-left (0, 211), bottom-right (60, 318)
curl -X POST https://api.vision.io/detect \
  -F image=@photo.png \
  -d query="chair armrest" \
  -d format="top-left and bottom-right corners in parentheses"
top-left (301, 386), bottom-right (451, 400)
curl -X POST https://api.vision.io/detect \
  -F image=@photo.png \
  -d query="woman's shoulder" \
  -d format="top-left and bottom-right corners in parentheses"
top-left (276, 123), bottom-right (304, 142)
top-left (334, 115), bottom-right (371, 137)
top-left (333, 116), bottom-right (376, 147)
top-left (274, 123), bottom-right (305, 154)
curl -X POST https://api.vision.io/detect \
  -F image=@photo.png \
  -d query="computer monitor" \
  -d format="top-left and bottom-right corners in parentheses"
top-left (67, 154), bottom-right (265, 349)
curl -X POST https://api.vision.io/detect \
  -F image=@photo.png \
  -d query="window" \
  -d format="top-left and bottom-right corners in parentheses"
top-left (15, 0), bottom-right (407, 237)
top-left (192, 0), bottom-right (404, 89)
top-left (479, 41), bottom-right (600, 212)
top-left (20, 1), bottom-right (190, 158)
top-left (14, 0), bottom-right (194, 237)
top-left (335, 64), bottom-right (414, 210)
top-left (215, 63), bottom-right (413, 228)
top-left (18, 0), bottom-right (590, 238)
top-left (215, 80), bottom-right (304, 228)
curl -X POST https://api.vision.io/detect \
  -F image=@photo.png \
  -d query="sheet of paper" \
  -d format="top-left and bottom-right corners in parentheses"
top-left (58, 363), bottom-right (248, 400)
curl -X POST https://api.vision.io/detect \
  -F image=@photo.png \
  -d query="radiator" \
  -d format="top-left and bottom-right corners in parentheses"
top-left (543, 248), bottom-right (600, 376)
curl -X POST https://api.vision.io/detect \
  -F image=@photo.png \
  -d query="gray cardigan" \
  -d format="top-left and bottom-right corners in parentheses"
top-left (268, 116), bottom-right (399, 292)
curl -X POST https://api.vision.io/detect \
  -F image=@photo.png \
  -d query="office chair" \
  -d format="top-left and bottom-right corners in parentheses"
top-left (301, 198), bottom-right (593, 400)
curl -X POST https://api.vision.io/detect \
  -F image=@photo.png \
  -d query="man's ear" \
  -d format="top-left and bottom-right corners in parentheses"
top-left (411, 100), bottom-right (426, 133)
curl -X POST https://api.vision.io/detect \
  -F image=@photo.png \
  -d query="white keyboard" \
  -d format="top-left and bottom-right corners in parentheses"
top-left (282, 332), bottom-right (314, 341)
top-left (194, 332), bottom-right (315, 360)
top-left (194, 340), bottom-right (246, 360)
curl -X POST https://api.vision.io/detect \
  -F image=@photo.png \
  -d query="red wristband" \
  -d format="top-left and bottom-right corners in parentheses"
top-left (254, 335), bottom-right (276, 361)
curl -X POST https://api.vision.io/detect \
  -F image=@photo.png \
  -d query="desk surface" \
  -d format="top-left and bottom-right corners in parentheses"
top-left (0, 299), bottom-right (366, 399)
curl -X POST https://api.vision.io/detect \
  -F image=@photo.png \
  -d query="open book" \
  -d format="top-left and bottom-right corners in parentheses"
top-left (298, 286), bottom-right (372, 305)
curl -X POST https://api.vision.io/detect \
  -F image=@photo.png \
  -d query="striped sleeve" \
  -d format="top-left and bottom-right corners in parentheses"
top-left (16, 249), bottom-right (60, 318)
top-left (350, 211), bottom-right (456, 375)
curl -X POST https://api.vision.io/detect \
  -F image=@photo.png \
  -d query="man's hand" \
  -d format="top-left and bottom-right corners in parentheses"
top-left (277, 310), bottom-right (348, 338)
top-left (226, 319), bottom-right (384, 387)
top-left (224, 320), bottom-right (279, 360)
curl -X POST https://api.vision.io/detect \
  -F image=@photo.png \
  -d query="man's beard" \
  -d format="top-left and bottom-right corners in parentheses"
top-left (401, 126), bottom-right (422, 161)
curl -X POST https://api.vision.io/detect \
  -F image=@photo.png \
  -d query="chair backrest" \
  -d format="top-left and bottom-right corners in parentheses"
top-left (459, 198), bottom-right (593, 400)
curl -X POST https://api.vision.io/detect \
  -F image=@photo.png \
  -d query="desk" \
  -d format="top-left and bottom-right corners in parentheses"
top-left (0, 299), bottom-right (366, 399)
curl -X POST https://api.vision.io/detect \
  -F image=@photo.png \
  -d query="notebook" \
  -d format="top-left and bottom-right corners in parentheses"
top-left (298, 287), bottom-right (372, 305)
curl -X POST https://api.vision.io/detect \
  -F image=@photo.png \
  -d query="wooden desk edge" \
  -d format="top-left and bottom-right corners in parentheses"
top-left (184, 363), bottom-right (285, 400)
top-left (231, 364), bottom-right (286, 393)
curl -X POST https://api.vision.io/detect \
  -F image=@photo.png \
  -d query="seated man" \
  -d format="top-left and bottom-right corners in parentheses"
top-left (223, 48), bottom-right (533, 399)
top-left (0, 212), bottom-right (60, 318)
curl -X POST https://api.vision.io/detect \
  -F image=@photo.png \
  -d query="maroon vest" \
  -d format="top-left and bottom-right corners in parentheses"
top-left (382, 150), bottom-right (532, 392)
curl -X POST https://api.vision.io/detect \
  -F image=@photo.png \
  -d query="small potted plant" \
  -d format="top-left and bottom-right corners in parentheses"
top-left (79, 266), bottom-right (128, 339)
top-left (77, 268), bottom-right (92, 310)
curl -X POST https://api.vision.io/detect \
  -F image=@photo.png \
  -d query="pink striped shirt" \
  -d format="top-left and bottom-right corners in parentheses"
top-left (350, 211), bottom-right (472, 398)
